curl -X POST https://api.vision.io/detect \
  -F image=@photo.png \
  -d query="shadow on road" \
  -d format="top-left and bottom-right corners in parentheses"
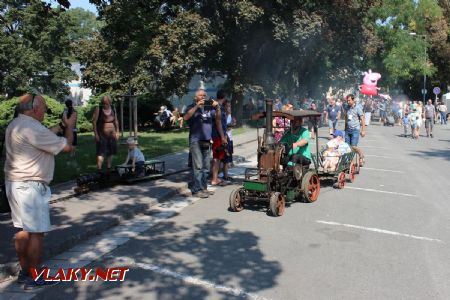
top-left (38, 219), bottom-right (282, 300)
top-left (410, 148), bottom-right (450, 161)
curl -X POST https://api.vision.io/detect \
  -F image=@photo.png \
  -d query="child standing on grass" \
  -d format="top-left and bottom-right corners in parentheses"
top-left (402, 112), bottom-right (410, 137)
top-left (123, 137), bottom-right (146, 177)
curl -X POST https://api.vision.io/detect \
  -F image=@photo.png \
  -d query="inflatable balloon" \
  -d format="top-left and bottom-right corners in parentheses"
top-left (360, 69), bottom-right (381, 96)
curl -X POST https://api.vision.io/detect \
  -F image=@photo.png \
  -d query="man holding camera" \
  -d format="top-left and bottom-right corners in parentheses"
top-left (184, 88), bottom-right (222, 198)
top-left (210, 90), bottom-right (229, 186)
top-left (5, 94), bottom-right (76, 289)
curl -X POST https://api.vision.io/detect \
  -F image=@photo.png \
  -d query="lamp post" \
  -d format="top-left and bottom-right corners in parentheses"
top-left (410, 32), bottom-right (427, 103)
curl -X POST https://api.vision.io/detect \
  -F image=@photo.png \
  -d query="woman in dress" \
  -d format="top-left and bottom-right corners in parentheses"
top-left (92, 95), bottom-right (120, 174)
top-left (415, 101), bottom-right (423, 138)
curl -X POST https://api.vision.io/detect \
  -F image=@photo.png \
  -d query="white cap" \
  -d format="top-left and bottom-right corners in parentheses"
top-left (127, 137), bottom-right (137, 145)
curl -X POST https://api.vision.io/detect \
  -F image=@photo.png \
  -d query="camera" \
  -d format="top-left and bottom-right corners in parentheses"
top-left (65, 99), bottom-right (74, 118)
top-left (204, 97), bottom-right (214, 110)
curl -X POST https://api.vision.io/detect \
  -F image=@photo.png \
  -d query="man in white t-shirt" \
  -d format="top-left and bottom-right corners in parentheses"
top-left (4, 94), bottom-right (76, 289)
top-left (437, 102), bottom-right (447, 125)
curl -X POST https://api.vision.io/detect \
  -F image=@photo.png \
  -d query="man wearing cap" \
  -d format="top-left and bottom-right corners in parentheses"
top-left (343, 94), bottom-right (365, 166)
top-left (4, 94), bottom-right (76, 289)
top-left (280, 117), bottom-right (312, 166)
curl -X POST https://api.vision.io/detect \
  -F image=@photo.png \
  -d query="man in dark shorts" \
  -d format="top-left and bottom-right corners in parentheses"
top-left (92, 95), bottom-right (120, 175)
top-left (424, 99), bottom-right (435, 138)
top-left (343, 94), bottom-right (366, 166)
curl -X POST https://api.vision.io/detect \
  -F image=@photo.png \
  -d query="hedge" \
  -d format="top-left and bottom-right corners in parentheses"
top-left (0, 96), bottom-right (94, 136)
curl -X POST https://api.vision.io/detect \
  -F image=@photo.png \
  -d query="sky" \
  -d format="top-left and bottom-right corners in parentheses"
top-left (70, 0), bottom-right (97, 14)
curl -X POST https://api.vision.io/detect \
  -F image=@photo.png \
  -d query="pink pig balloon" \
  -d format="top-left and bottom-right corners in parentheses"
top-left (360, 69), bottom-right (381, 96)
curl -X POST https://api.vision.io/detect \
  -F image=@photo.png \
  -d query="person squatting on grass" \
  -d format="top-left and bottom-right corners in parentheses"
top-left (121, 137), bottom-right (146, 177)
top-left (4, 94), bottom-right (76, 289)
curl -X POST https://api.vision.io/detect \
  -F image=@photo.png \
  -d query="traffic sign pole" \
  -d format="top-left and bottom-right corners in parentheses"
top-left (433, 87), bottom-right (441, 105)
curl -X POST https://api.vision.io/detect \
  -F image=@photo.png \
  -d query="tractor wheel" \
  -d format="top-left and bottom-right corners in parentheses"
top-left (348, 162), bottom-right (356, 183)
top-left (337, 171), bottom-right (346, 189)
top-left (229, 188), bottom-right (244, 212)
top-left (269, 192), bottom-right (285, 217)
top-left (301, 171), bottom-right (320, 203)
top-left (354, 154), bottom-right (361, 174)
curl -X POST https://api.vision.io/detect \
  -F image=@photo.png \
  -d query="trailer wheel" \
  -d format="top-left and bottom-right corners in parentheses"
top-left (301, 171), bottom-right (320, 202)
top-left (229, 188), bottom-right (244, 212)
top-left (354, 154), bottom-right (361, 174)
top-left (348, 163), bottom-right (356, 183)
top-left (337, 171), bottom-right (346, 189)
top-left (269, 192), bottom-right (285, 217)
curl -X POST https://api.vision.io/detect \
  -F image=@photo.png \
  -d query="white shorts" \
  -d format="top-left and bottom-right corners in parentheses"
top-left (6, 180), bottom-right (52, 233)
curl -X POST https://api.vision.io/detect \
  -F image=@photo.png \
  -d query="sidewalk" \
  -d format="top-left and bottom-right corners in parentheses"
top-left (0, 128), bottom-right (257, 281)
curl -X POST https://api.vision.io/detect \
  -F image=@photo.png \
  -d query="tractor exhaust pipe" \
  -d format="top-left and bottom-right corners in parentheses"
top-left (264, 99), bottom-right (276, 148)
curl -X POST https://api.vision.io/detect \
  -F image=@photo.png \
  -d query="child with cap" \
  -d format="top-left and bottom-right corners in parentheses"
top-left (122, 137), bottom-right (146, 177)
top-left (409, 109), bottom-right (418, 139)
top-left (322, 130), bottom-right (351, 171)
top-left (402, 112), bottom-right (410, 137)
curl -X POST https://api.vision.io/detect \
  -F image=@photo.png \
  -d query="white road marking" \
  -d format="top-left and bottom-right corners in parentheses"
top-left (364, 154), bottom-right (396, 159)
top-left (345, 187), bottom-right (418, 197)
top-left (130, 260), bottom-right (272, 300)
top-left (360, 167), bottom-right (404, 173)
top-left (358, 146), bottom-right (388, 149)
top-left (316, 220), bottom-right (445, 243)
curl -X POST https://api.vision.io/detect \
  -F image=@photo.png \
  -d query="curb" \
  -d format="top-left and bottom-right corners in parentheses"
top-left (0, 182), bottom-right (189, 282)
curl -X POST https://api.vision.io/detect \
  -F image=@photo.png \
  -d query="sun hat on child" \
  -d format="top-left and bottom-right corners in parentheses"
top-left (127, 137), bottom-right (138, 145)
top-left (333, 130), bottom-right (344, 138)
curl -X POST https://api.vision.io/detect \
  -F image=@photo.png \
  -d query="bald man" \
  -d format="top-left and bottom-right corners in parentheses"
top-left (4, 94), bottom-right (76, 289)
top-left (184, 89), bottom-right (221, 198)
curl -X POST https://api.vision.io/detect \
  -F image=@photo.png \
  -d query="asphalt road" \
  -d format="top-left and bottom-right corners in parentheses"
top-left (33, 122), bottom-right (450, 300)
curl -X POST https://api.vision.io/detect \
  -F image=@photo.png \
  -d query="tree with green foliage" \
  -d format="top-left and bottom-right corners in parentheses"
top-left (365, 0), bottom-right (449, 95)
top-left (75, 32), bottom-right (124, 94)
top-left (58, 0), bottom-right (450, 115)
top-left (0, 0), bottom-right (75, 98)
top-left (65, 7), bottom-right (102, 41)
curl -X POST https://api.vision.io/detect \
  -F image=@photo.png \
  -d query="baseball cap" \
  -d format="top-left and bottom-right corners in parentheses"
top-left (333, 130), bottom-right (344, 138)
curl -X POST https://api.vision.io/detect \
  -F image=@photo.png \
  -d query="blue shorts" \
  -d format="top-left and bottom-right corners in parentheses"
top-left (345, 128), bottom-right (360, 146)
top-left (328, 119), bottom-right (338, 130)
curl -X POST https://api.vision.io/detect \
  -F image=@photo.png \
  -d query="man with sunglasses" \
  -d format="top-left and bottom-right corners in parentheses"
top-left (4, 93), bottom-right (76, 289)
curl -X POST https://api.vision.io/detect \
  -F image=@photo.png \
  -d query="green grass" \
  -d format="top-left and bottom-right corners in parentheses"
top-left (53, 126), bottom-right (247, 184)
